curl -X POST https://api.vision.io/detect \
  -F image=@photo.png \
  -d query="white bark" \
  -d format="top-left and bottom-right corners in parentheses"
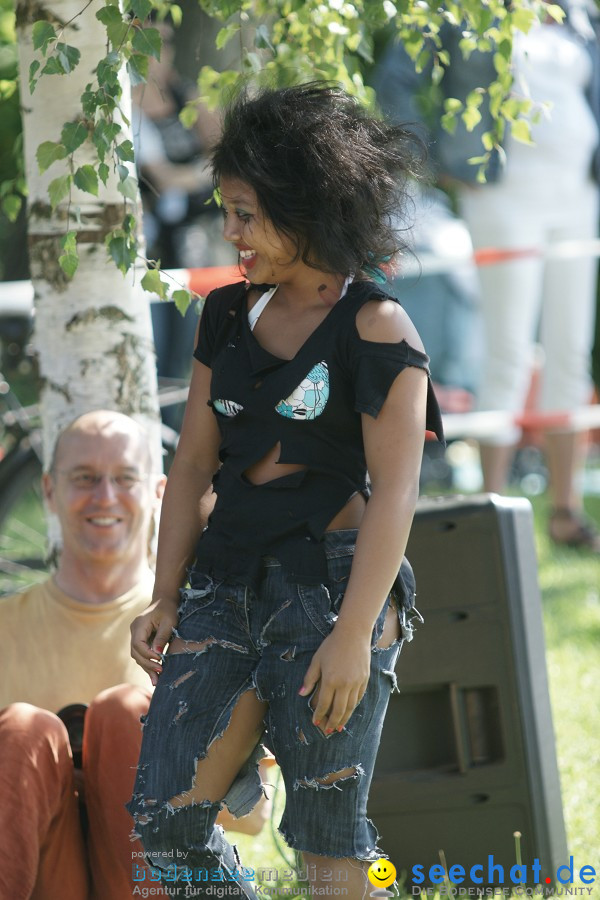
top-left (16, 0), bottom-right (162, 471)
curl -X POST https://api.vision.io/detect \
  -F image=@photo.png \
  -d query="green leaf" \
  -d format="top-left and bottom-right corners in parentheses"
top-left (107, 234), bottom-right (135, 274)
top-left (198, 66), bottom-right (242, 110)
top-left (98, 162), bottom-right (110, 186)
top-left (462, 106), bottom-right (482, 132)
top-left (93, 121), bottom-right (121, 161)
top-left (29, 60), bottom-right (41, 92)
top-left (440, 111), bottom-right (458, 135)
top-left (41, 55), bottom-right (67, 76)
top-left (105, 122), bottom-right (121, 144)
top-left (466, 90), bottom-right (483, 110)
top-left (172, 289), bottom-right (192, 316)
top-left (61, 230), bottom-right (77, 253)
top-left (458, 35), bottom-right (477, 60)
top-left (117, 174), bottom-right (139, 201)
top-left (58, 230), bottom-right (79, 278)
top-left (481, 131), bottom-right (495, 151)
top-left (127, 53), bottom-right (149, 86)
top-left (545, 4), bottom-right (566, 24)
top-left (97, 56), bottom-right (120, 89)
top-left (96, 6), bottom-right (130, 47)
top-left (116, 140), bottom-right (135, 162)
top-left (1, 195), bottom-right (22, 223)
top-left (55, 43), bottom-right (81, 74)
top-left (48, 174), bottom-right (72, 208)
top-left (511, 118), bottom-right (534, 145)
top-left (141, 267), bottom-right (168, 300)
top-left (130, 0), bottom-right (153, 20)
top-left (443, 97), bottom-right (462, 114)
top-left (169, 4), bottom-right (182, 26)
top-left (217, 22), bottom-right (240, 50)
top-left (493, 51), bottom-right (509, 75)
top-left (74, 165), bottom-right (99, 196)
top-left (510, 6), bottom-right (537, 33)
top-left (32, 21), bottom-right (56, 54)
top-left (61, 121), bottom-right (89, 154)
top-left (82, 86), bottom-right (98, 117)
top-left (96, 6), bottom-right (124, 25)
top-left (36, 140), bottom-right (67, 173)
top-left (132, 27), bottom-right (162, 60)
top-left (179, 103), bottom-right (199, 128)
top-left (198, 0), bottom-right (244, 20)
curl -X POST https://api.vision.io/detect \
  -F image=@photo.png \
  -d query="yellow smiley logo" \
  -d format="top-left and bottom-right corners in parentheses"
top-left (367, 858), bottom-right (397, 889)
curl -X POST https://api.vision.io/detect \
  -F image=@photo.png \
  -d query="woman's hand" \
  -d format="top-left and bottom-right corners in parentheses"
top-left (299, 624), bottom-right (372, 735)
top-left (130, 598), bottom-right (179, 685)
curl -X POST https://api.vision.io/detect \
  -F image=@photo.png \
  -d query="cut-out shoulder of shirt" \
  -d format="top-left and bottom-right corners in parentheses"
top-left (355, 298), bottom-right (425, 353)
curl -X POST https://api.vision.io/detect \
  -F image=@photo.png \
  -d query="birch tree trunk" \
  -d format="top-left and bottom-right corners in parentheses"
top-left (15, 0), bottom-right (161, 472)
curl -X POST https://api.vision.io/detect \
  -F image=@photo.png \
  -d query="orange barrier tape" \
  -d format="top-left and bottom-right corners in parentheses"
top-left (186, 265), bottom-right (243, 296)
top-left (441, 404), bottom-right (600, 442)
top-left (473, 246), bottom-right (543, 265)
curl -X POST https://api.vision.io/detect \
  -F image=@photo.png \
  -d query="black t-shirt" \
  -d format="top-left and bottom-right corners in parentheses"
top-left (192, 279), bottom-right (444, 588)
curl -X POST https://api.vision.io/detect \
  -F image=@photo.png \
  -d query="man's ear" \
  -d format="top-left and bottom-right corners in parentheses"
top-left (42, 471), bottom-right (56, 511)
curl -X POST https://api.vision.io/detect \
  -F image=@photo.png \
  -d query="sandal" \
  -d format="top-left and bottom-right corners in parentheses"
top-left (548, 508), bottom-right (600, 552)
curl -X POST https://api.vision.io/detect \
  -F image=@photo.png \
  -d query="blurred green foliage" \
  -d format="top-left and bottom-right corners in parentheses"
top-left (0, 0), bottom-right (27, 281)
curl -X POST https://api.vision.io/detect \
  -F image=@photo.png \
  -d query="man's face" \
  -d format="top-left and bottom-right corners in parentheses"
top-left (43, 420), bottom-right (163, 568)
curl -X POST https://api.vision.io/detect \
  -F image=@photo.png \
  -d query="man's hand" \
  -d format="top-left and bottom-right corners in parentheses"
top-left (130, 599), bottom-right (179, 685)
top-left (299, 625), bottom-right (372, 735)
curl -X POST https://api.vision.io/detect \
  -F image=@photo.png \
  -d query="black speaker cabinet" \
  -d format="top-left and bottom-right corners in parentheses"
top-left (369, 494), bottom-right (568, 890)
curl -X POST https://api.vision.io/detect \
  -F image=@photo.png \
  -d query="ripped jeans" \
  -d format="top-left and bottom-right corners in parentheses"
top-left (127, 530), bottom-right (417, 898)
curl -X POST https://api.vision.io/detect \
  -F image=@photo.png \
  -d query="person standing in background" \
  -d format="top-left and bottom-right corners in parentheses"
top-left (375, 1), bottom-right (600, 550)
top-left (132, 21), bottom-right (235, 426)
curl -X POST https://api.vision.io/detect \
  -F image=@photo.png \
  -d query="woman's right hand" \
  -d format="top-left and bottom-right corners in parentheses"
top-left (130, 598), bottom-right (179, 685)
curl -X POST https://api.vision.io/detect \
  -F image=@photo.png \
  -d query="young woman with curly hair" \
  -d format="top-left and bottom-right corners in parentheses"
top-left (130, 82), bottom-right (443, 898)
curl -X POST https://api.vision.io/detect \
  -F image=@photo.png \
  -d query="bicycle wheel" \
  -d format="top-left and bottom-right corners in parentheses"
top-left (0, 444), bottom-right (47, 595)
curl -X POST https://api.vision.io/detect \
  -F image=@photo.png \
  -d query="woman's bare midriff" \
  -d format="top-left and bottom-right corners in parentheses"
top-left (243, 442), bottom-right (367, 530)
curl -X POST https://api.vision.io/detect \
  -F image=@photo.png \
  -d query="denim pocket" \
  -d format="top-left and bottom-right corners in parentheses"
top-left (297, 583), bottom-right (337, 637)
top-left (177, 573), bottom-right (220, 621)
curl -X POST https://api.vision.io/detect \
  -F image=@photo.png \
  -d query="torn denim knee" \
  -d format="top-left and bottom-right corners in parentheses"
top-left (128, 800), bottom-right (259, 899)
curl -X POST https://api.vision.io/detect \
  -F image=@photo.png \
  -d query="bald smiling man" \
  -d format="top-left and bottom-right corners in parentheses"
top-left (0, 411), bottom-right (167, 900)
top-left (0, 410), bottom-right (275, 900)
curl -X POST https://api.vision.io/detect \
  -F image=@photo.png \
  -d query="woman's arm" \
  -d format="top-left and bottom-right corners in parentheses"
top-left (300, 300), bottom-right (428, 733)
top-left (130, 358), bottom-right (221, 678)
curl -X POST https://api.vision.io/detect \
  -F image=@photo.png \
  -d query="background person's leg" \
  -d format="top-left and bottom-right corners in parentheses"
top-left (0, 703), bottom-right (89, 900)
top-left (458, 184), bottom-right (546, 492)
top-left (83, 684), bottom-right (167, 900)
top-left (541, 195), bottom-right (600, 546)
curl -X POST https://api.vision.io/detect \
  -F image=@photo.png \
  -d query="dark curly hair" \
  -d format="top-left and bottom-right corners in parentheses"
top-left (210, 82), bottom-right (425, 278)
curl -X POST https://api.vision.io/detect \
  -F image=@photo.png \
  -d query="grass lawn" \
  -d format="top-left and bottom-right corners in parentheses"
top-left (228, 491), bottom-right (600, 898)
top-left (531, 493), bottom-right (600, 875)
